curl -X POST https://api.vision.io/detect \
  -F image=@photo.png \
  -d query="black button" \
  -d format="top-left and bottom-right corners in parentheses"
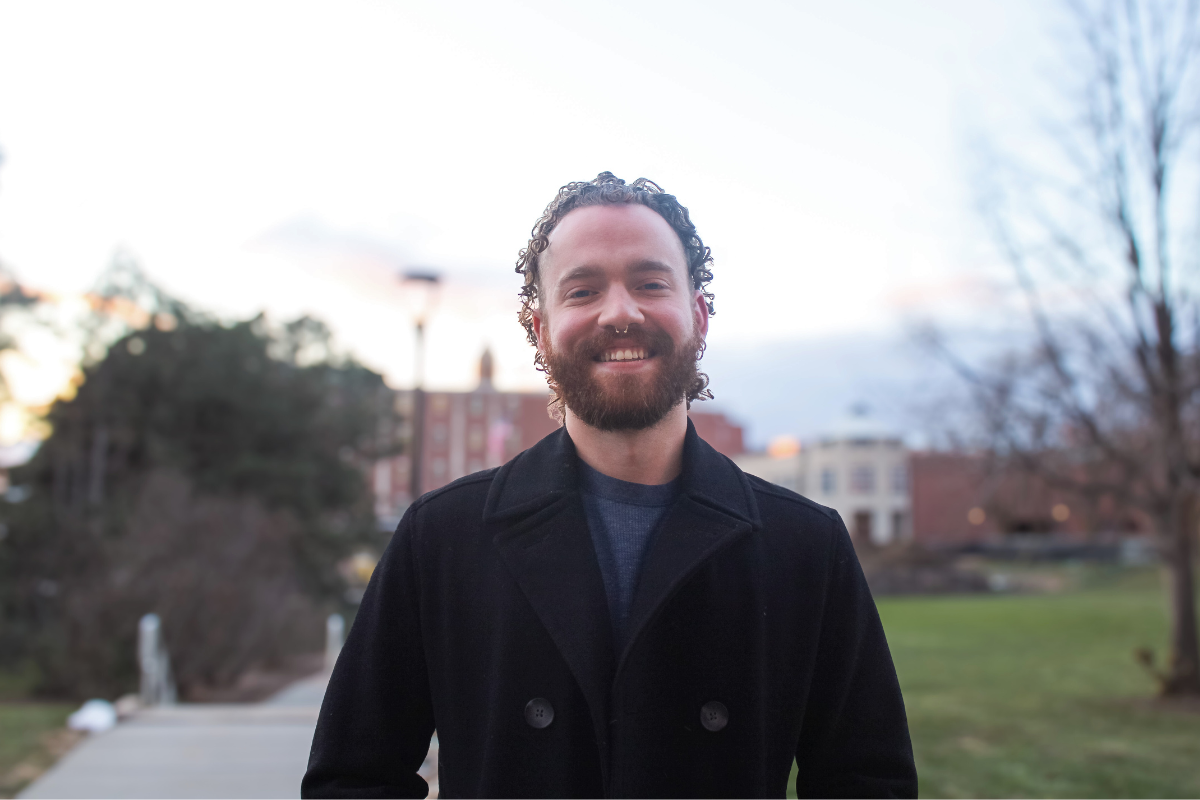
top-left (524, 698), bottom-right (554, 729)
top-left (700, 701), bottom-right (728, 732)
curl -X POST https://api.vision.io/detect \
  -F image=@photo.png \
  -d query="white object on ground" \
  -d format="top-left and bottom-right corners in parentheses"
top-left (67, 699), bottom-right (117, 733)
top-left (113, 693), bottom-right (141, 719)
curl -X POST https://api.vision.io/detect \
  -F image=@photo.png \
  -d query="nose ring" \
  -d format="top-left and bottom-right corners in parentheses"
top-left (614, 325), bottom-right (630, 335)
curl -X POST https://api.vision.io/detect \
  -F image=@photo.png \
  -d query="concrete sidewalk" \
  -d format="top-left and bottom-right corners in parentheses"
top-left (19, 674), bottom-right (439, 799)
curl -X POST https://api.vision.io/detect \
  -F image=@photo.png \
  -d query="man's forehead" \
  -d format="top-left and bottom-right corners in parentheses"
top-left (543, 204), bottom-right (687, 282)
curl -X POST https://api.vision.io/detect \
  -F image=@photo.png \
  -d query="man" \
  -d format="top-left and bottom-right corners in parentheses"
top-left (303, 173), bottom-right (917, 798)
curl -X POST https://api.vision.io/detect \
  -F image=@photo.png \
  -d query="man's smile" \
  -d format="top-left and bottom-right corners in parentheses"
top-left (596, 347), bottom-right (652, 363)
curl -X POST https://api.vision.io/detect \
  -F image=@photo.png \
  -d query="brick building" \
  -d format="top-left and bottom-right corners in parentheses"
top-left (908, 451), bottom-right (1145, 545)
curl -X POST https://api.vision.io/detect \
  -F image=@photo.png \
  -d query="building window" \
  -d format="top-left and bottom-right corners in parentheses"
top-left (891, 465), bottom-right (908, 494)
top-left (892, 511), bottom-right (907, 540)
top-left (431, 457), bottom-right (447, 478)
top-left (469, 396), bottom-right (484, 416)
top-left (850, 465), bottom-right (875, 494)
top-left (821, 468), bottom-right (836, 494)
top-left (431, 423), bottom-right (448, 444)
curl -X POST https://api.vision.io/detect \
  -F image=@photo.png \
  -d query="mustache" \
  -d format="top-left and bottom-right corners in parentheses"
top-left (570, 328), bottom-right (675, 357)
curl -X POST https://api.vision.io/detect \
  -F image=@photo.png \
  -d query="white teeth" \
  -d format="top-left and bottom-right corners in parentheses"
top-left (601, 348), bottom-right (647, 362)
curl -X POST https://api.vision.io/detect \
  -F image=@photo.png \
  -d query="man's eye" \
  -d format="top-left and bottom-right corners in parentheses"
top-left (640, 282), bottom-right (667, 290)
top-left (567, 289), bottom-right (595, 300)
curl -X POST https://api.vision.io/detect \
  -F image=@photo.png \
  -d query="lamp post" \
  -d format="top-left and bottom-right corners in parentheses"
top-left (401, 269), bottom-right (441, 503)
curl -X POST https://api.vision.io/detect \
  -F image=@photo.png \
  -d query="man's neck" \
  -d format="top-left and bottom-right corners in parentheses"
top-left (565, 402), bottom-right (688, 485)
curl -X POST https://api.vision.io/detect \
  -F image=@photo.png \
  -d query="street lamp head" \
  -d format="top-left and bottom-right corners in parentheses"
top-left (400, 268), bottom-right (442, 327)
top-left (402, 269), bottom-right (441, 285)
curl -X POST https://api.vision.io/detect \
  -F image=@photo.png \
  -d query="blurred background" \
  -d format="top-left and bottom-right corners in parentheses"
top-left (1, 0), bottom-right (1198, 797)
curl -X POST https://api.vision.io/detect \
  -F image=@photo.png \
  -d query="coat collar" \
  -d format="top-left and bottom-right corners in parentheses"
top-left (483, 418), bottom-right (761, 528)
top-left (486, 418), bottom-right (761, 779)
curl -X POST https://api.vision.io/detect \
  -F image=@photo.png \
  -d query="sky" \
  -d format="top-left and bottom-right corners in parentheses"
top-left (0, 0), bottom-right (1059, 446)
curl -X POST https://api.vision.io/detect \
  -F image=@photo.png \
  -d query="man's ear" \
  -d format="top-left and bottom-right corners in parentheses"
top-left (692, 290), bottom-right (709, 340)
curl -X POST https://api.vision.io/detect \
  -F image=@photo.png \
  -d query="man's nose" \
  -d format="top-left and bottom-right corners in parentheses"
top-left (596, 285), bottom-right (645, 332)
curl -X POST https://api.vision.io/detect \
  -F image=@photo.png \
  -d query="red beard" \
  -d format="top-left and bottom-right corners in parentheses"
top-left (543, 325), bottom-right (704, 431)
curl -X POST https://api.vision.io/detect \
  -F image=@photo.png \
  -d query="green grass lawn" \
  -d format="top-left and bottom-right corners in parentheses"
top-left (792, 566), bottom-right (1200, 798)
top-left (0, 662), bottom-right (81, 798)
top-left (0, 703), bottom-right (77, 798)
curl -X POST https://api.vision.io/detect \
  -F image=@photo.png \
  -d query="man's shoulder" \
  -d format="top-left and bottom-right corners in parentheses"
top-left (409, 468), bottom-right (499, 518)
top-left (741, 470), bottom-right (841, 527)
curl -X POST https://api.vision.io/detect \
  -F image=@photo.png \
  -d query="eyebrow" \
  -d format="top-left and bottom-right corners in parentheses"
top-left (555, 260), bottom-right (678, 288)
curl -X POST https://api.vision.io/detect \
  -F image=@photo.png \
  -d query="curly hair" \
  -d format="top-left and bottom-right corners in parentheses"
top-left (516, 172), bottom-right (716, 413)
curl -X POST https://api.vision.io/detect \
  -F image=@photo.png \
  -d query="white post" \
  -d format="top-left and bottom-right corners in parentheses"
top-left (139, 613), bottom-right (176, 706)
top-left (325, 614), bottom-right (345, 672)
top-left (139, 614), bottom-right (161, 706)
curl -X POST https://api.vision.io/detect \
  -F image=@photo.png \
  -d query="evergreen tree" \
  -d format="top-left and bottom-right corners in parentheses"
top-left (0, 274), bottom-right (402, 698)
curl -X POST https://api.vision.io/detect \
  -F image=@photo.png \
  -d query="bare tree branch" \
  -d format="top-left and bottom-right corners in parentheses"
top-left (945, 0), bottom-right (1200, 694)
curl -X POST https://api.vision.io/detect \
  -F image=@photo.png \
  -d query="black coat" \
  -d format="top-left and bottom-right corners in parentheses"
top-left (303, 423), bottom-right (916, 799)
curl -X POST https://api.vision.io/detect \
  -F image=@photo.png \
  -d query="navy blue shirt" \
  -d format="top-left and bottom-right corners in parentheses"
top-left (578, 460), bottom-right (682, 650)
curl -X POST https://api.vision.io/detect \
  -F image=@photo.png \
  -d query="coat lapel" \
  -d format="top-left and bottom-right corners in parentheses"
top-left (619, 420), bottom-right (762, 672)
top-left (485, 428), bottom-right (615, 775)
top-left (482, 421), bottom-right (763, 765)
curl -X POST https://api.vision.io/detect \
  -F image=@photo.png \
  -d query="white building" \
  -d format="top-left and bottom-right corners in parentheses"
top-left (734, 408), bottom-right (910, 546)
